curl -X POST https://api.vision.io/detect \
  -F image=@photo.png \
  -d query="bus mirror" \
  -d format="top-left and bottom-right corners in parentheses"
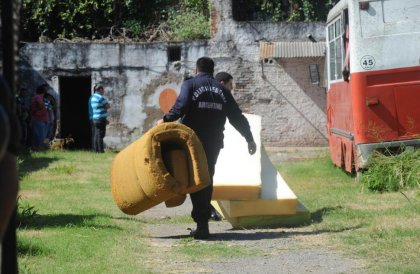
top-left (342, 68), bottom-right (350, 82)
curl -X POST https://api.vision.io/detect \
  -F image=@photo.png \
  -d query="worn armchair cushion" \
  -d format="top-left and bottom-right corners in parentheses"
top-left (111, 122), bottom-right (210, 215)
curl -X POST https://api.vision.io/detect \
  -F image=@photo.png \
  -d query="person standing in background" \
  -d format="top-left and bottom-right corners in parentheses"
top-left (44, 95), bottom-right (54, 142)
top-left (89, 85), bottom-right (96, 150)
top-left (29, 84), bottom-right (49, 150)
top-left (16, 87), bottom-right (29, 146)
top-left (89, 85), bottom-right (110, 153)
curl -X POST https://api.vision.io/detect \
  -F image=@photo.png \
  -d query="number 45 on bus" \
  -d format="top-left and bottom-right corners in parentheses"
top-left (325, 0), bottom-right (420, 172)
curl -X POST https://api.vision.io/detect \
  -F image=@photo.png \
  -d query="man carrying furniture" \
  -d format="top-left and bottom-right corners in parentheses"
top-left (158, 57), bottom-right (256, 239)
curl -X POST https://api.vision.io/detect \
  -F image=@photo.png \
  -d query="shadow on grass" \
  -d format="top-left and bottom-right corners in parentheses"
top-left (18, 153), bottom-right (57, 178)
top-left (153, 231), bottom-right (287, 241)
top-left (113, 216), bottom-right (149, 223)
top-left (18, 213), bottom-right (121, 230)
top-left (153, 224), bottom-right (363, 241)
top-left (311, 206), bottom-right (343, 223)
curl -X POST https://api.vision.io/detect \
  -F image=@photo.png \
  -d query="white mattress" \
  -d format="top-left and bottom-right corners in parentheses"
top-left (212, 114), bottom-right (262, 200)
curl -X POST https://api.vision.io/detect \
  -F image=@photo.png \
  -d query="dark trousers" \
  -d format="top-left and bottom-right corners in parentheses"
top-left (90, 120), bottom-right (95, 150)
top-left (93, 120), bottom-right (106, 153)
top-left (1, 209), bottom-right (17, 274)
top-left (190, 141), bottom-right (221, 223)
top-left (19, 118), bottom-right (28, 145)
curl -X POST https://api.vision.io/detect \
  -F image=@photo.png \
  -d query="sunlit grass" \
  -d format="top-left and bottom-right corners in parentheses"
top-left (279, 156), bottom-right (420, 274)
top-left (18, 150), bottom-right (152, 274)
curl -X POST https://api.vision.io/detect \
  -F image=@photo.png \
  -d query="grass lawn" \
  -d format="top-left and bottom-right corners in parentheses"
top-left (17, 151), bottom-right (152, 274)
top-left (279, 157), bottom-right (420, 274)
top-left (17, 150), bottom-right (419, 273)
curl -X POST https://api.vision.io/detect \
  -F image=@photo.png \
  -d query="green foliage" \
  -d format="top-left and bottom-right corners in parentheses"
top-left (232, 0), bottom-right (339, 22)
top-left (123, 20), bottom-right (145, 38)
top-left (168, 10), bottom-right (210, 41)
top-left (20, 0), bottom-right (337, 41)
top-left (361, 150), bottom-right (420, 192)
top-left (180, 0), bottom-right (210, 17)
top-left (17, 196), bottom-right (39, 228)
top-left (20, 0), bottom-right (210, 41)
top-left (21, 0), bottom-right (114, 40)
top-left (258, 0), bottom-right (283, 22)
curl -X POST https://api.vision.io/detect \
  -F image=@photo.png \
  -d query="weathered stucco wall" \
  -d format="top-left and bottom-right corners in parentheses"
top-left (19, 0), bottom-right (328, 148)
top-left (19, 41), bottom-right (207, 147)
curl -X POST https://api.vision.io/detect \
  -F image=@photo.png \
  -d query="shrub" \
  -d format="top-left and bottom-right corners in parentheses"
top-left (17, 196), bottom-right (39, 228)
top-left (168, 10), bottom-right (210, 41)
top-left (361, 149), bottom-right (420, 192)
top-left (123, 20), bottom-right (145, 39)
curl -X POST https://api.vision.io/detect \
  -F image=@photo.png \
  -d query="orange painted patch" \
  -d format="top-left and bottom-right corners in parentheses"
top-left (159, 88), bottom-right (177, 113)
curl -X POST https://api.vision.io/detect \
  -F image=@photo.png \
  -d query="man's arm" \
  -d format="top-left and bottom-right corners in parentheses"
top-left (0, 152), bottom-right (18, 239)
top-left (163, 81), bottom-right (192, 122)
top-left (100, 97), bottom-right (111, 110)
top-left (225, 91), bottom-right (256, 154)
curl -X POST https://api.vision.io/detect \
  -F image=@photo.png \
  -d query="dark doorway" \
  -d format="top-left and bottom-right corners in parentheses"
top-left (59, 76), bottom-right (92, 149)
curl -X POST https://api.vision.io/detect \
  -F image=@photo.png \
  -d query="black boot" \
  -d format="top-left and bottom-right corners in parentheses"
top-left (210, 205), bottom-right (222, 221)
top-left (190, 222), bottom-right (210, 240)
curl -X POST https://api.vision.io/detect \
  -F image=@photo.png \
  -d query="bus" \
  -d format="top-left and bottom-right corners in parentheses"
top-left (326, 0), bottom-right (420, 172)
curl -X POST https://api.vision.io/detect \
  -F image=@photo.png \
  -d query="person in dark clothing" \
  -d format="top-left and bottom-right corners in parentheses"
top-left (208, 71), bottom-right (236, 222)
top-left (215, 72), bottom-right (234, 92)
top-left (16, 87), bottom-right (29, 145)
top-left (89, 85), bottom-right (98, 150)
top-left (157, 57), bottom-right (256, 239)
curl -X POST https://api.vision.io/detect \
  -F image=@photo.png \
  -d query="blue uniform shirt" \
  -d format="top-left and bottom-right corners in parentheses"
top-left (163, 73), bottom-right (254, 148)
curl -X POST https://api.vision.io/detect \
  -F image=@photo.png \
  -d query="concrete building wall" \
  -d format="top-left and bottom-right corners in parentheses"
top-left (19, 41), bottom-right (207, 147)
top-left (19, 0), bottom-right (328, 148)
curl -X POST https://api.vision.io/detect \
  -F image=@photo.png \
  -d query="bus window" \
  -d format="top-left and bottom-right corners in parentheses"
top-left (327, 15), bottom-right (345, 82)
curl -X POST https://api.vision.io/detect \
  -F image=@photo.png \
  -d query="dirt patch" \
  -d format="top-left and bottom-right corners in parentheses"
top-left (19, 190), bottom-right (42, 199)
top-left (265, 147), bottom-right (329, 165)
top-left (139, 199), bottom-right (366, 274)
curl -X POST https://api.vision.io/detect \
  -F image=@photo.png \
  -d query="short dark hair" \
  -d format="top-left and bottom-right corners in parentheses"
top-left (95, 85), bottom-right (104, 92)
top-left (36, 84), bottom-right (48, 94)
top-left (196, 57), bottom-right (214, 74)
top-left (215, 72), bottom-right (233, 84)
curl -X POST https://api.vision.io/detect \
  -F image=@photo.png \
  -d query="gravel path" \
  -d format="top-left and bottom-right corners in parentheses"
top-left (141, 199), bottom-right (365, 274)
